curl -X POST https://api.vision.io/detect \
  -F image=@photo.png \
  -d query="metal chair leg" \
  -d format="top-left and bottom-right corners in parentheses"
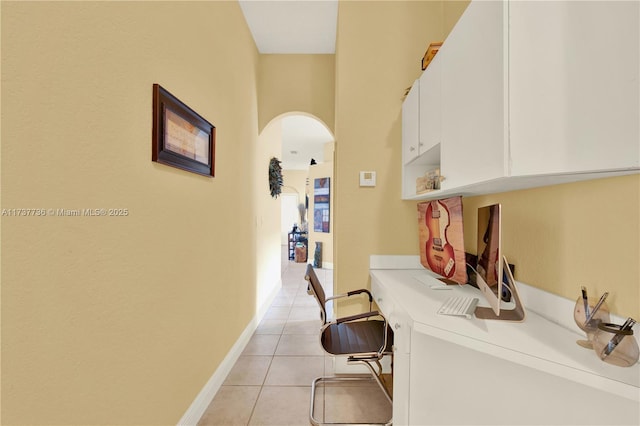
top-left (309, 361), bottom-right (393, 426)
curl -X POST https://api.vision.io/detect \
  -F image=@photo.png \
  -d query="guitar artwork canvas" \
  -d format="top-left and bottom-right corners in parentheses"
top-left (417, 196), bottom-right (467, 284)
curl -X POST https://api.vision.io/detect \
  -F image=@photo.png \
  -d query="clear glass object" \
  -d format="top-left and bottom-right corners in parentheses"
top-left (573, 295), bottom-right (610, 349)
top-left (593, 323), bottom-right (639, 367)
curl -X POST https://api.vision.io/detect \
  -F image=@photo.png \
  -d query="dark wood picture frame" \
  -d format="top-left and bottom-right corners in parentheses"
top-left (152, 84), bottom-right (215, 177)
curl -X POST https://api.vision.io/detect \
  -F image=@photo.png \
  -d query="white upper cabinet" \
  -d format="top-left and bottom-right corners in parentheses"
top-left (400, 0), bottom-right (639, 200)
top-left (402, 79), bottom-right (420, 165)
top-left (440, 0), bottom-right (507, 190)
top-left (418, 52), bottom-right (442, 156)
top-left (508, 0), bottom-right (640, 176)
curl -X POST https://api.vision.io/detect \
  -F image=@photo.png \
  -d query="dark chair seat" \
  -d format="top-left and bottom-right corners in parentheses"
top-left (322, 320), bottom-right (393, 356)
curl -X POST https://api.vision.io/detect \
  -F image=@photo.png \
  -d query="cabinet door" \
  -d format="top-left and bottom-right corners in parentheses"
top-left (440, 0), bottom-right (507, 189)
top-left (418, 53), bottom-right (442, 155)
top-left (389, 310), bottom-right (411, 426)
top-left (509, 1), bottom-right (640, 176)
top-left (408, 332), bottom-right (640, 425)
top-left (402, 79), bottom-right (420, 165)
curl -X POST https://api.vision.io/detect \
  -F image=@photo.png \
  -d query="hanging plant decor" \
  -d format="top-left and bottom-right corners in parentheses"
top-left (268, 157), bottom-right (283, 198)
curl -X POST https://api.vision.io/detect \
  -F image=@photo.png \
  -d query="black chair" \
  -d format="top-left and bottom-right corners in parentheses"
top-left (304, 264), bottom-right (393, 426)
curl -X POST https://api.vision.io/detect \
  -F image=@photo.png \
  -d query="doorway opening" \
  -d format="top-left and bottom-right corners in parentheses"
top-left (276, 113), bottom-right (334, 269)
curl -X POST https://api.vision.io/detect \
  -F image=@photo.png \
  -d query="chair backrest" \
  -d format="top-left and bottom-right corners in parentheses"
top-left (304, 264), bottom-right (327, 324)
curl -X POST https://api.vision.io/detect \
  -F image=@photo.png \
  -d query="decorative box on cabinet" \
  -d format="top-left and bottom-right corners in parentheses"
top-left (400, 0), bottom-right (639, 201)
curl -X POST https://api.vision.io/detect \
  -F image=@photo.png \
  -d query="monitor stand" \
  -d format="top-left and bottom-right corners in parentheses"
top-left (475, 256), bottom-right (526, 322)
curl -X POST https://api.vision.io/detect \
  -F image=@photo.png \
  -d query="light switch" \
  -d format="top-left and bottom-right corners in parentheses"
top-left (360, 171), bottom-right (376, 187)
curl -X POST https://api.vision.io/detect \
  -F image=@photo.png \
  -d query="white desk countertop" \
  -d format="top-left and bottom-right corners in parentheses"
top-left (370, 267), bottom-right (640, 402)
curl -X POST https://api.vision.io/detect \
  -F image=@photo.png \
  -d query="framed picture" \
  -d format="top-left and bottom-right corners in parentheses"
top-left (417, 196), bottom-right (467, 284)
top-left (313, 177), bottom-right (330, 233)
top-left (152, 84), bottom-right (215, 177)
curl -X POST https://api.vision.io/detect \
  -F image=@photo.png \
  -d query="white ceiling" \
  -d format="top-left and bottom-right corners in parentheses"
top-left (238, 0), bottom-right (338, 54)
top-left (281, 115), bottom-right (333, 170)
top-left (239, 1), bottom-right (338, 170)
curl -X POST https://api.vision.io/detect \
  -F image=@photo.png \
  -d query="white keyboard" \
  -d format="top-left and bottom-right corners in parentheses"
top-left (437, 296), bottom-right (479, 319)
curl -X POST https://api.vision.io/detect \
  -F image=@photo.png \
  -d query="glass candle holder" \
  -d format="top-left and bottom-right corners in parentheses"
top-left (573, 295), bottom-right (610, 349)
top-left (593, 323), bottom-right (639, 367)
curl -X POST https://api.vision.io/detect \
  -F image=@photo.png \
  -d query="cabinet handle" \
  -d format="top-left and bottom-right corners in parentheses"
top-left (409, 147), bottom-right (415, 152)
top-left (377, 298), bottom-right (383, 303)
top-left (394, 323), bottom-right (401, 330)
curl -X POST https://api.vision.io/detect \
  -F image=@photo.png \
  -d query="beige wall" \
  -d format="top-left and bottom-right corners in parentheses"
top-left (333, 0), bottom-right (639, 320)
top-left (257, 54), bottom-right (337, 266)
top-left (462, 175), bottom-right (640, 319)
top-left (1, 1), bottom-right (260, 424)
top-left (283, 169), bottom-right (308, 206)
top-left (258, 54), bottom-right (336, 133)
top-left (443, 0), bottom-right (471, 35)
top-left (255, 122), bottom-right (284, 311)
top-left (3, 1), bottom-right (638, 424)
top-left (334, 0), bottom-right (445, 315)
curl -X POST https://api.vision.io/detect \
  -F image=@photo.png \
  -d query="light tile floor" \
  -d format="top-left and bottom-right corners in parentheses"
top-left (198, 249), bottom-right (392, 425)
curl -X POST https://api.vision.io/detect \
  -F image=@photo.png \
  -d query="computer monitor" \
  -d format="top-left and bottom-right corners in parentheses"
top-left (474, 203), bottom-right (526, 321)
top-left (475, 204), bottom-right (503, 316)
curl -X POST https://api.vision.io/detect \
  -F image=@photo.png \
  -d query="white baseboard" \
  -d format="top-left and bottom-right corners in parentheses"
top-left (323, 261), bottom-right (334, 270)
top-left (308, 260), bottom-right (334, 269)
top-left (177, 279), bottom-right (281, 425)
